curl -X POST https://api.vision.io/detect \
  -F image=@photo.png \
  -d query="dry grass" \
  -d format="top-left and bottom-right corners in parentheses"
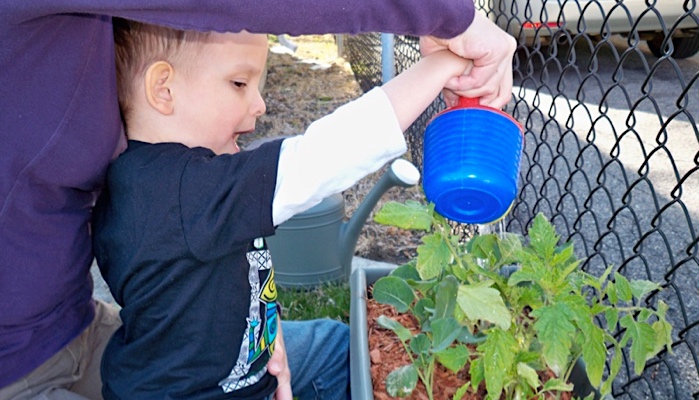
top-left (241, 35), bottom-right (422, 264)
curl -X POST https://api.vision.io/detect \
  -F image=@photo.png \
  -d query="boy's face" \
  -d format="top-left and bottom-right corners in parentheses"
top-left (170, 32), bottom-right (268, 155)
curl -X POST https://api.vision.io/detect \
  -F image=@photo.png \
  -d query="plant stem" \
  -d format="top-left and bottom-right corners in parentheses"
top-left (439, 228), bottom-right (471, 281)
top-left (423, 360), bottom-right (435, 400)
top-left (398, 339), bottom-right (435, 400)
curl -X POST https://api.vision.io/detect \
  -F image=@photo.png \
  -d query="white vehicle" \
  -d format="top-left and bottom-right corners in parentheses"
top-left (492, 0), bottom-right (699, 58)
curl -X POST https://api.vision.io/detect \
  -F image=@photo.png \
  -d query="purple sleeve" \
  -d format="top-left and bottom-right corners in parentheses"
top-left (5, 0), bottom-right (474, 38)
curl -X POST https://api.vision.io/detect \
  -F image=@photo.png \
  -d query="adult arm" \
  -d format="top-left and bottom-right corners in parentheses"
top-left (420, 10), bottom-right (518, 109)
top-left (2, 0), bottom-right (473, 38)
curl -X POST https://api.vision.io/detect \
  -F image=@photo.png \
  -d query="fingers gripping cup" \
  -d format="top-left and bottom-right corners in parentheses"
top-left (423, 97), bottom-right (524, 224)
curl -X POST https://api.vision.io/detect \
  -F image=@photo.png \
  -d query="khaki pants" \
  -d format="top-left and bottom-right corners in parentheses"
top-left (0, 300), bottom-right (121, 400)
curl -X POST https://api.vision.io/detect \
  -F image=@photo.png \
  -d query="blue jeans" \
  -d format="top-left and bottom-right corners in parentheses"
top-left (282, 320), bottom-right (349, 400)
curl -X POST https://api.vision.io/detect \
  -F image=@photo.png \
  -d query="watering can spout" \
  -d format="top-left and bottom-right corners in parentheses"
top-left (338, 159), bottom-right (420, 272)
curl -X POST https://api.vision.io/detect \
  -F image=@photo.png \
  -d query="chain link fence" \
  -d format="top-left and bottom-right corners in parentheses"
top-left (342, 1), bottom-right (699, 398)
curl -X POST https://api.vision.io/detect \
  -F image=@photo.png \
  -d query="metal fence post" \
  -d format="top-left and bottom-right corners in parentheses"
top-left (381, 33), bottom-right (395, 83)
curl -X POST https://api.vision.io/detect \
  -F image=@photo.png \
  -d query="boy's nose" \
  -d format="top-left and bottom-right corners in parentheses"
top-left (252, 90), bottom-right (266, 117)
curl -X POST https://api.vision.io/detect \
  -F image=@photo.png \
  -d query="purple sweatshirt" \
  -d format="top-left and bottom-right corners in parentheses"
top-left (0, 0), bottom-right (474, 387)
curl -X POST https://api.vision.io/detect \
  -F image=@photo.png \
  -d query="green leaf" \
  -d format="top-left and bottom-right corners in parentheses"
top-left (431, 318), bottom-right (461, 353)
top-left (436, 344), bottom-right (470, 373)
top-left (652, 301), bottom-right (673, 354)
top-left (508, 264), bottom-right (544, 287)
top-left (452, 382), bottom-right (471, 400)
top-left (416, 233), bottom-right (452, 280)
top-left (457, 327), bottom-right (487, 344)
top-left (657, 299), bottom-right (669, 319)
top-left (629, 279), bottom-right (660, 301)
top-left (409, 333), bottom-right (430, 356)
top-left (514, 350), bottom-right (541, 366)
top-left (619, 315), bottom-right (657, 375)
top-left (451, 255), bottom-right (471, 281)
top-left (638, 308), bottom-right (652, 323)
top-left (557, 251), bottom-right (582, 282)
top-left (558, 293), bottom-right (589, 322)
top-left (614, 272), bottom-right (633, 303)
top-left (552, 241), bottom-right (577, 274)
top-left (391, 261), bottom-right (421, 281)
top-left (453, 303), bottom-right (468, 325)
top-left (516, 362), bottom-right (541, 390)
top-left (413, 298), bottom-right (432, 324)
top-left (598, 264), bottom-right (615, 287)
top-left (479, 328), bottom-right (517, 398)
top-left (461, 252), bottom-right (488, 276)
top-left (497, 233), bottom-right (524, 265)
top-left (528, 213), bottom-right (559, 261)
top-left (374, 200), bottom-right (432, 230)
top-left (607, 282), bottom-right (618, 305)
top-left (602, 349), bottom-right (623, 394)
top-left (385, 364), bottom-right (418, 397)
top-left (541, 378), bottom-right (574, 392)
top-left (373, 276), bottom-right (415, 313)
top-left (469, 357), bottom-right (484, 391)
top-left (580, 324), bottom-right (606, 386)
top-left (531, 303), bottom-right (576, 376)
top-left (407, 279), bottom-right (439, 298)
top-left (466, 234), bottom-right (500, 264)
top-left (514, 285), bottom-right (545, 311)
top-left (589, 301), bottom-right (606, 316)
top-left (652, 319), bottom-right (673, 355)
top-left (456, 282), bottom-right (512, 330)
top-left (435, 275), bottom-right (459, 319)
top-left (605, 307), bottom-right (619, 331)
top-left (392, 261), bottom-right (439, 297)
top-left (376, 315), bottom-right (413, 342)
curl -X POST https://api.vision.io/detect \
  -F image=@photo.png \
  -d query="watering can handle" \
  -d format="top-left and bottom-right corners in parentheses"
top-left (458, 97), bottom-right (480, 107)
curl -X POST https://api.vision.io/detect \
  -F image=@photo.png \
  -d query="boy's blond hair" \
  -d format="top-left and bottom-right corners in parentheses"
top-left (112, 18), bottom-right (211, 124)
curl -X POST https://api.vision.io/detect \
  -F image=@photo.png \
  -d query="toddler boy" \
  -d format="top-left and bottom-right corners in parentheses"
top-left (93, 19), bottom-right (471, 400)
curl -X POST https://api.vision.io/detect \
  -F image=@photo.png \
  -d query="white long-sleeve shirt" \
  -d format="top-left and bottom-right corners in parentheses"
top-left (272, 87), bottom-right (407, 225)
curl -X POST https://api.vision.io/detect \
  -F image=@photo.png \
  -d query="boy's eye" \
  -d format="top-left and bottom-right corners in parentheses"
top-left (232, 81), bottom-right (247, 88)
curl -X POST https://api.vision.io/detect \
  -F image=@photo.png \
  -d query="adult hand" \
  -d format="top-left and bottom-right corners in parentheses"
top-left (268, 322), bottom-right (292, 400)
top-left (420, 10), bottom-right (516, 109)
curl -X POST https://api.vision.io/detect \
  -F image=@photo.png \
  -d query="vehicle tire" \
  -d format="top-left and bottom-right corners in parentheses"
top-left (648, 30), bottom-right (699, 59)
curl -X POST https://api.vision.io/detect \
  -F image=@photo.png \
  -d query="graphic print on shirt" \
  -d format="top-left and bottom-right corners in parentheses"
top-left (219, 238), bottom-right (278, 393)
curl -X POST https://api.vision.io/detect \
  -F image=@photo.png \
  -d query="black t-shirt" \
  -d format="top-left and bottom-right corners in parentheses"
top-left (93, 140), bottom-right (282, 399)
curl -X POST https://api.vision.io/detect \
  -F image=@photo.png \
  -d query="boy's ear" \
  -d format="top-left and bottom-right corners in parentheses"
top-left (144, 61), bottom-right (175, 115)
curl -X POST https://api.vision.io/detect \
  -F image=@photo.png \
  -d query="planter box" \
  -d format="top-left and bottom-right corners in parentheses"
top-left (349, 265), bottom-right (605, 400)
top-left (350, 265), bottom-right (396, 399)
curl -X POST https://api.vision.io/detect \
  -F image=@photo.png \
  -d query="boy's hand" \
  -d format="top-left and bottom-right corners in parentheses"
top-left (420, 11), bottom-right (516, 109)
top-left (268, 322), bottom-right (293, 400)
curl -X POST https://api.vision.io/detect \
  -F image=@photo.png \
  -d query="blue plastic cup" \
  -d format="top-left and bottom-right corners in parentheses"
top-left (423, 97), bottom-right (523, 224)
